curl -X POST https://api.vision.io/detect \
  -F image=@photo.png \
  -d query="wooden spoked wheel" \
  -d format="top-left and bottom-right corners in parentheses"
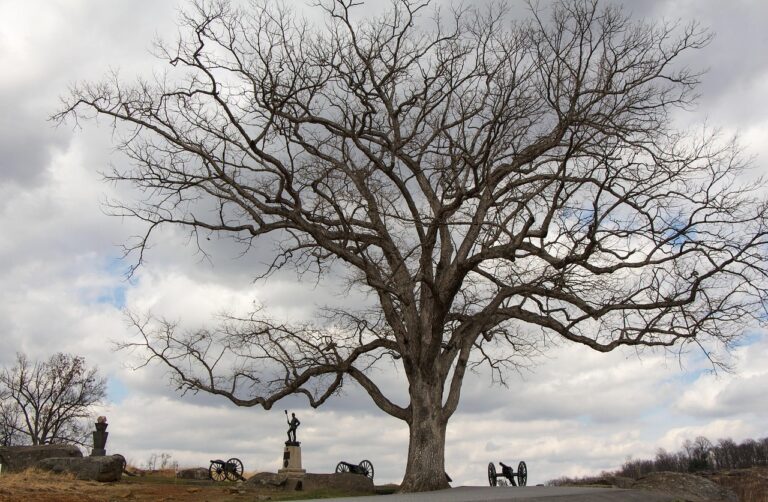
top-left (225, 458), bottom-right (244, 481)
top-left (488, 462), bottom-right (497, 486)
top-left (209, 461), bottom-right (226, 481)
top-left (517, 461), bottom-right (527, 486)
top-left (359, 459), bottom-right (374, 480)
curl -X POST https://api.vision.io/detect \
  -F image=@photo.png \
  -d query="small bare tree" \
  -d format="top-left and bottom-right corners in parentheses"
top-left (56, 0), bottom-right (768, 491)
top-left (0, 353), bottom-right (107, 446)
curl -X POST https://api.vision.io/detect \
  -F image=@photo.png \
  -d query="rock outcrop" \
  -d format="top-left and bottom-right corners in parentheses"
top-left (0, 444), bottom-right (82, 473)
top-left (246, 471), bottom-right (374, 493)
top-left (176, 467), bottom-right (210, 480)
top-left (302, 472), bottom-right (375, 492)
top-left (37, 454), bottom-right (124, 482)
top-left (633, 471), bottom-right (738, 502)
top-left (247, 471), bottom-right (290, 488)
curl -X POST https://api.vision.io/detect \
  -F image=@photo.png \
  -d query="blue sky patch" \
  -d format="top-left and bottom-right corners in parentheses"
top-left (92, 256), bottom-right (137, 309)
top-left (96, 285), bottom-right (127, 309)
top-left (107, 376), bottom-right (129, 405)
top-left (735, 330), bottom-right (765, 348)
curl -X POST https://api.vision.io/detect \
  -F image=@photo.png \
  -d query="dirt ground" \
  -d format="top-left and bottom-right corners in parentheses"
top-left (0, 469), bottom-right (365, 502)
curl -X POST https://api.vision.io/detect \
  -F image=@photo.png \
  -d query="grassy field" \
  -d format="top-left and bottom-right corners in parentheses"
top-left (0, 467), bottom-right (377, 502)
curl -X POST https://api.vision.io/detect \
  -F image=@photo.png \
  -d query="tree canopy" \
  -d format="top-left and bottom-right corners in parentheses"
top-left (56, 0), bottom-right (768, 491)
top-left (0, 353), bottom-right (106, 446)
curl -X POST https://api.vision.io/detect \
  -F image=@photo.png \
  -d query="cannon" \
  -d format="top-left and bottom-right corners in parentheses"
top-left (209, 457), bottom-right (245, 481)
top-left (335, 459), bottom-right (374, 480)
top-left (488, 461), bottom-right (527, 487)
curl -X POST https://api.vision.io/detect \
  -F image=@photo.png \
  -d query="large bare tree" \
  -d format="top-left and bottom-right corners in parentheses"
top-left (0, 389), bottom-right (23, 447)
top-left (56, 0), bottom-right (768, 491)
top-left (0, 353), bottom-right (106, 446)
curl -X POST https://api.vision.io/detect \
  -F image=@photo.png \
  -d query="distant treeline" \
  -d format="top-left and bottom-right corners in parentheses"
top-left (615, 436), bottom-right (768, 479)
top-left (619, 436), bottom-right (768, 477)
top-left (550, 436), bottom-right (768, 486)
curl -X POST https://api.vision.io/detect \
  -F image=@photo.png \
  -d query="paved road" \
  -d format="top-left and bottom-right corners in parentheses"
top-left (301, 486), bottom-right (676, 502)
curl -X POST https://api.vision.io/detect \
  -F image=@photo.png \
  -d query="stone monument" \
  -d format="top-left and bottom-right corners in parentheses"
top-left (91, 416), bottom-right (109, 456)
top-left (278, 410), bottom-right (305, 477)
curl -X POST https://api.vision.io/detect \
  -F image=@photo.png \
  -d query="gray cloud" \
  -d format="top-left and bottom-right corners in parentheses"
top-left (645, 0), bottom-right (768, 127)
top-left (0, 96), bottom-right (67, 185)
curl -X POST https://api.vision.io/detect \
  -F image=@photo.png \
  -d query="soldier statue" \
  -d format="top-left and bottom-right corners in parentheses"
top-left (285, 410), bottom-right (300, 445)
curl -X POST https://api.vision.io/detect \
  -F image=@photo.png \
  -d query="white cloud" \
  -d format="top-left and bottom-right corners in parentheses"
top-left (658, 419), bottom-right (758, 451)
top-left (674, 335), bottom-right (768, 418)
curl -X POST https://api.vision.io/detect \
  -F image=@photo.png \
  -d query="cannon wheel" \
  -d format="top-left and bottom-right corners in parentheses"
top-left (517, 461), bottom-right (527, 487)
top-left (114, 453), bottom-right (127, 472)
top-left (209, 461), bottom-right (226, 481)
top-left (359, 459), bottom-right (374, 480)
top-left (226, 457), bottom-right (244, 481)
top-left (335, 461), bottom-right (350, 474)
top-left (488, 462), bottom-right (497, 487)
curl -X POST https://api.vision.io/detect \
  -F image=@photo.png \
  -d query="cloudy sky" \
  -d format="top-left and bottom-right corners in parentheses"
top-left (1, 0), bottom-right (768, 487)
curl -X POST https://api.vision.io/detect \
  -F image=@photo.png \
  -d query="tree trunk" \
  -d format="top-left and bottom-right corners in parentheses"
top-left (398, 381), bottom-right (450, 492)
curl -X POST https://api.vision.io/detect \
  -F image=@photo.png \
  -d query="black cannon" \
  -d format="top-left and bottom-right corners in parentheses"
top-left (488, 461), bottom-right (527, 487)
top-left (209, 457), bottom-right (245, 481)
top-left (335, 459), bottom-right (374, 480)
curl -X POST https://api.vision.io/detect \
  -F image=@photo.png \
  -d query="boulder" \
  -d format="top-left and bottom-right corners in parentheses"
top-left (176, 467), bottom-right (210, 480)
top-left (0, 444), bottom-right (82, 473)
top-left (246, 471), bottom-right (289, 488)
top-left (246, 472), bottom-right (304, 490)
top-left (246, 472), bottom-right (374, 493)
top-left (302, 473), bottom-right (375, 493)
top-left (37, 454), bottom-right (123, 482)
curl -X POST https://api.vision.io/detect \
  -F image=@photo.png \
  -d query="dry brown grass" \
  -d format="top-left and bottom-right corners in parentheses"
top-left (0, 466), bottom-right (269, 501)
top-left (0, 467), bottom-right (76, 486)
top-left (124, 466), bottom-right (180, 478)
top-left (0, 466), bottom-right (376, 501)
top-left (0, 468), bottom-right (87, 502)
top-left (708, 467), bottom-right (768, 502)
top-left (550, 467), bottom-right (768, 502)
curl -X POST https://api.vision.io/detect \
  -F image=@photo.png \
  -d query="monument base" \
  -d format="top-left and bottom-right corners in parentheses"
top-left (278, 444), bottom-right (305, 477)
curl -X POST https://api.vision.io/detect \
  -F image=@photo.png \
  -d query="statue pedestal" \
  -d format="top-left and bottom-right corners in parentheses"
top-left (278, 443), bottom-right (305, 477)
top-left (91, 422), bottom-right (108, 457)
